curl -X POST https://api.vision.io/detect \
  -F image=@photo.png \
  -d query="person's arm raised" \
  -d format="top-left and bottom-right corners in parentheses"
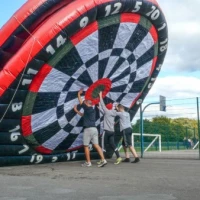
top-left (74, 105), bottom-right (83, 117)
top-left (78, 89), bottom-right (84, 105)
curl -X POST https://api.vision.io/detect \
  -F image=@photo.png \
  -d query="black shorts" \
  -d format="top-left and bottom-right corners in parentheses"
top-left (122, 128), bottom-right (132, 147)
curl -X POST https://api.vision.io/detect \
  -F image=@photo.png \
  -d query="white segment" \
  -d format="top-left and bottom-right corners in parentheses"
top-left (42, 129), bottom-right (69, 150)
top-left (130, 61), bottom-right (137, 73)
top-left (31, 108), bottom-right (57, 132)
top-left (113, 23), bottom-right (137, 49)
top-left (39, 68), bottom-right (70, 92)
top-left (70, 127), bottom-right (83, 134)
top-left (75, 30), bottom-right (98, 63)
top-left (120, 93), bottom-right (139, 108)
top-left (64, 99), bottom-right (80, 114)
top-left (109, 60), bottom-right (130, 81)
top-left (133, 32), bottom-right (154, 60)
top-left (135, 60), bottom-right (153, 81)
top-left (87, 62), bottom-right (99, 82)
top-left (57, 92), bottom-right (68, 106)
top-left (95, 118), bottom-right (101, 126)
top-left (69, 132), bottom-right (83, 149)
top-left (72, 64), bottom-right (87, 80)
top-left (69, 80), bottom-right (88, 91)
top-left (103, 56), bottom-right (118, 78)
top-left (121, 49), bottom-right (132, 59)
top-left (124, 82), bottom-right (134, 93)
top-left (69, 110), bottom-right (83, 126)
top-left (99, 49), bottom-right (112, 60)
top-left (107, 92), bottom-right (122, 102)
top-left (111, 74), bottom-right (130, 88)
top-left (58, 115), bottom-right (68, 129)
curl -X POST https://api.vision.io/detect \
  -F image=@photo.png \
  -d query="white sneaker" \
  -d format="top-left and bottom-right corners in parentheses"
top-left (81, 162), bottom-right (92, 167)
top-left (98, 160), bottom-right (107, 167)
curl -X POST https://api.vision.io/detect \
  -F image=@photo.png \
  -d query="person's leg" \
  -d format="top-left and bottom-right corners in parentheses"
top-left (91, 128), bottom-right (107, 167)
top-left (125, 128), bottom-right (140, 163)
top-left (122, 131), bottom-right (130, 162)
top-left (82, 128), bottom-right (92, 166)
top-left (84, 146), bottom-right (90, 162)
top-left (107, 132), bottom-right (120, 158)
top-left (102, 131), bottom-right (108, 152)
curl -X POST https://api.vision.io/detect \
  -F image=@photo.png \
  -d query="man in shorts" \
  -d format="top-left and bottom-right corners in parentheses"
top-left (74, 89), bottom-right (107, 167)
top-left (116, 104), bottom-right (140, 163)
top-left (98, 91), bottom-right (122, 165)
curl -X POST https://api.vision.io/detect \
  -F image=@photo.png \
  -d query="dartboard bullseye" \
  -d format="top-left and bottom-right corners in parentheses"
top-left (85, 78), bottom-right (112, 104)
top-left (0, 0), bottom-right (168, 166)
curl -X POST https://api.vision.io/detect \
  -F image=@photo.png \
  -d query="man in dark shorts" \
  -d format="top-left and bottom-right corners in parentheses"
top-left (116, 104), bottom-right (140, 163)
top-left (74, 89), bottom-right (107, 167)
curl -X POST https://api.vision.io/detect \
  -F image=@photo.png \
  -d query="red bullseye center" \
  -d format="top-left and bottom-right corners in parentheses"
top-left (85, 78), bottom-right (112, 105)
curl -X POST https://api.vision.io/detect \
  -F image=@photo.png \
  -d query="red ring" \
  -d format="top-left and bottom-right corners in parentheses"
top-left (85, 78), bottom-right (112, 105)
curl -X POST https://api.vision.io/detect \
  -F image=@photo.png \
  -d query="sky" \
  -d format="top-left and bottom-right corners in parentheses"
top-left (0, 0), bottom-right (200, 121)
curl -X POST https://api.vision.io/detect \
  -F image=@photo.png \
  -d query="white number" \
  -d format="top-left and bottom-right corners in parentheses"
top-left (12, 102), bottom-right (23, 112)
top-left (30, 154), bottom-right (43, 164)
top-left (132, 1), bottom-right (142, 12)
top-left (160, 38), bottom-right (168, 52)
top-left (80, 16), bottom-right (89, 28)
top-left (146, 6), bottom-right (160, 20)
top-left (22, 79), bottom-right (32, 86)
top-left (18, 145), bottom-right (29, 155)
top-left (27, 68), bottom-right (38, 75)
top-left (11, 132), bottom-right (21, 142)
top-left (52, 156), bottom-right (58, 163)
top-left (105, 2), bottom-right (122, 17)
top-left (66, 153), bottom-right (70, 161)
top-left (148, 78), bottom-right (156, 89)
top-left (57, 35), bottom-right (67, 48)
top-left (9, 125), bottom-right (20, 132)
top-left (156, 64), bottom-right (162, 71)
top-left (71, 151), bottom-right (78, 160)
top-left (46, 45), bottom-right (55, 55)
top-left (158, 23), bottom-right (166, 31)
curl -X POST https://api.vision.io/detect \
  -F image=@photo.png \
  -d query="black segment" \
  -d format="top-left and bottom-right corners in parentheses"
top-left (136, 45), bottom-right (155, 68)
top-left (129, 78), bottom-right (148, 93)
top-left (33, 121), bottom-right (61, 144)
top-left (98, 58), bottom-right (109, 79)
top-left (98, 23), bottom-right (120, 53)
top-left (32, 92), bottom-right (60, 114)
top-left (126, 24), bottom-right (148, 52)
top-left (55, 47), bottom-right (84, 76)
top-left (77, 70), bottom-right (93, 87)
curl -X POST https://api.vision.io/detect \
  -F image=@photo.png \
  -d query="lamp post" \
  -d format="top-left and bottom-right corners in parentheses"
top-left (197, 97), bottom-right (200, 160)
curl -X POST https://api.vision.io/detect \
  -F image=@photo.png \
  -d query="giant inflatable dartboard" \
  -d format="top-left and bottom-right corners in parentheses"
top-left (0, 0), bottom-right (168, 166)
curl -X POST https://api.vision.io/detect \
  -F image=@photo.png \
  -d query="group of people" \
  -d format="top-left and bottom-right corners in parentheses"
top-left (74, 90), bottom-right (140, 167)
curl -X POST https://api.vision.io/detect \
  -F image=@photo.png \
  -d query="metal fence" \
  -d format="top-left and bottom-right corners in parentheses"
top-left (129, 97), bottom-right (200, 160)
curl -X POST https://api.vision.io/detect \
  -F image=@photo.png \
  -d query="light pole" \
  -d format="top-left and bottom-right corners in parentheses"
top-left (197, 97), bottom-right (200, 160)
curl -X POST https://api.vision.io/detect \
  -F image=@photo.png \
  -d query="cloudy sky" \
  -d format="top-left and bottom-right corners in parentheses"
top-left (0, 0), bottom-right (199, 120)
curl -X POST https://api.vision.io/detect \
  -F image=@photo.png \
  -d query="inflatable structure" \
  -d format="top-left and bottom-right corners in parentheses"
top-left (0, 0), bottom-right (168, 166)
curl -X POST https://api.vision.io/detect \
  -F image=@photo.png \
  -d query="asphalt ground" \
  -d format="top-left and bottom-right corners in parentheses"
top-left (0, 157), bottom-right (200, 200)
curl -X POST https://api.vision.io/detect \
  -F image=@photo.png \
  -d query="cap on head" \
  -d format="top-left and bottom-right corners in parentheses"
top-left (106, 103), bottom-right (113, 110)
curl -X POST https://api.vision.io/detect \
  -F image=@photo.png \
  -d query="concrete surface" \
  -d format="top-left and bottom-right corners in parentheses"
top-left (0, 158), bottom-right (200, 200)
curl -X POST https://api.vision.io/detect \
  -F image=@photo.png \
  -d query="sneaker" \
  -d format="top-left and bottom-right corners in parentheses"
top-left (114, 157), bottom-right (122, 165)
top-left (131, 157), bottom-right (140, 163)
top-left (81, 162), bottom-right (92, 167)
top-left (98, 159), bottom-right (107, 167)
top-left (97, 160), bottom-right (103, 165)
top-left (122, 158), bottom-right (130, 162)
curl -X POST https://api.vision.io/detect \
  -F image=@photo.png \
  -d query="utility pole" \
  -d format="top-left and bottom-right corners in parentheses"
top-left (197, 97), bottom-right (200, 160)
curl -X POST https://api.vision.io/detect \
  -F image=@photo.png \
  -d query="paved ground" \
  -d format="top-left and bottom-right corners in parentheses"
top-left (0, 158), bottom-right (200, 200)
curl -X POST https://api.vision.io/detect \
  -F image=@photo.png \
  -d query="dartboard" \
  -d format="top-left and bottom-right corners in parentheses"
top-left (0, 0), bottom-right (168, 165)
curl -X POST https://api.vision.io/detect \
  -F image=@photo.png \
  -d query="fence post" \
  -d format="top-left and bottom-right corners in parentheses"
top-left (197, 97), bottom-right (200, 160)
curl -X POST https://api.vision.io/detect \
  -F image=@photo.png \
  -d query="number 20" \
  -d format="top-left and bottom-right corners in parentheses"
top-left (105, 2), bottom-right (122, 17)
